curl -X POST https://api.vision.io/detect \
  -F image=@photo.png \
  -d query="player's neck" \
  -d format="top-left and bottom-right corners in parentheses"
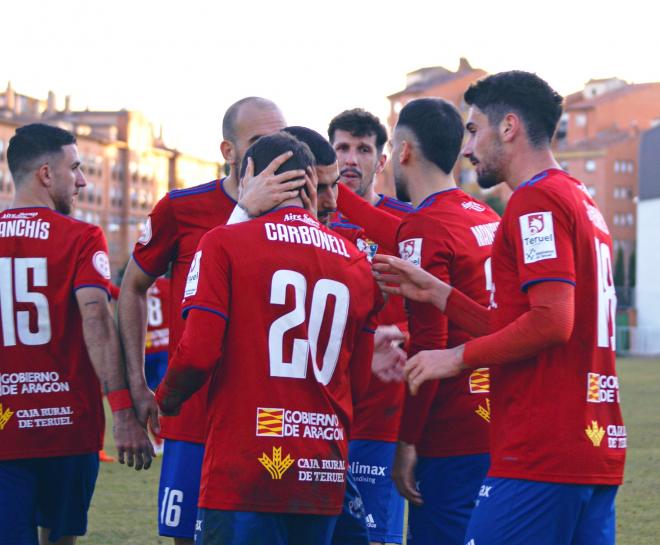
top-left (409, 169), bottom-right (456, 208)
top-left (11, 186), bottom-right (53, 211)
top-left (363, 185), bottom-right (379, 206)
top-left (506, 146), bottom-right (561, 191)
top-left (223, 171), bottom-right (240, 201)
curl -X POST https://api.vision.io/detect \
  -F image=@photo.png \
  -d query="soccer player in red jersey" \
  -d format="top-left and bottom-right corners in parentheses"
top-left (118, 97), bottom-right (304, 544)
top-left (0, 124), bottom-right (152, 545)
top-left (375, 72), bottom-right (625, 545)
top-left (384, 98), bottom-right (498, 545)
top-left (156, 132), bottom-right (383, 545)
top-left (328, 109), bottom-right (411, 545)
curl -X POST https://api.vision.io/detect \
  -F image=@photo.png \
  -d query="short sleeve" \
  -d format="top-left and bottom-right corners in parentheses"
top-left (73, 225), bottom-right (111, 295)
top-left (506, 186), bottom-right (576, 291)
top-left (180, 229), bottom-right (231, 321)
top-left (132, 194), bottom-right (178, 277)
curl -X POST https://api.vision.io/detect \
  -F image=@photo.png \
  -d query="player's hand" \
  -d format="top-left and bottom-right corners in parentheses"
top-left (113, 408), bottom-right (155, 470)
top-left (392, 442), bottom-right (423, 506)
top-left (239, 153), bottom-right (306, 216)
top-left (300, 166), bottom-right (318, 217)
top-left (372, 254), bottom-right (451, 311)
top-left (405, 345), bottom-right (466, 395)
top-left (130, 385), bottom-right (160, 435)
top-left (372, 325), bottom-right (407, 382)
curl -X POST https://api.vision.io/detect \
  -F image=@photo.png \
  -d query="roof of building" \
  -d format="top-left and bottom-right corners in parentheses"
top-left (555, 129), bottom-right (635, 152)
top-left (388, 58), bottom-right (484, 99)
top-left (567, 82), bottom-right (660, 110)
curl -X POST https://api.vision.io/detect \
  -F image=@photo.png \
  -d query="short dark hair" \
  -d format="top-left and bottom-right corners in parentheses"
top-left (222, 97), bottom-right (279, 142)
top-left (327, 109), bottom-right (388, 154)
top-left (282, 126), bottom-right (336, 166)
top-left (396, 98), bottom-right (464, 175)
top-left (7, 123), bottom-right (76, 184)
top-left (464, 71), bottom-right (563, 147)
top-left (240, 131), bottom-right (315, 179)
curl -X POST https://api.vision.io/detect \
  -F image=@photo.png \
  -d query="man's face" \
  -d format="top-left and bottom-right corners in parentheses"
top-left (462, 106), bottom-right (506, 189)
top-left (48, 144), bottom-right (86, 215)
top-left (391, 127), bottom-right (411, 202)
top-left (231, 104), bottom-right (286, 172)
top-left (316, 162), bottom-right (340, 226)
top-left (332, 130), bottom-right (384, 197)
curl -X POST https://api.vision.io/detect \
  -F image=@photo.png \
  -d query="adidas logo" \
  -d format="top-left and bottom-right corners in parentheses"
top-left (365, 513), bottom-right (377, 529)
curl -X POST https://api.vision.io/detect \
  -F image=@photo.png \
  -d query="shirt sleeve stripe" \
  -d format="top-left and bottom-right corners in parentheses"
top-left (362, 326), bottom-right (376, 334)
top-left (182, 305), bottom-right (229, 321)
top-left (73, 284), bottom-right (111, 301)
top-left (131, 253), bottom-right (162, 278)
top-left (521, 277), bottom-right (576, 292)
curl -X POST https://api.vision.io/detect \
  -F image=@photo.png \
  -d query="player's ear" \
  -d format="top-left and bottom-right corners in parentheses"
top-left (500, 113), bottom-right (519, 144)
top-left (399, 141), bottom-right (412, 165)
top-left (36, 163), bottom-right (52, 187)
top-left (376, 152), bottom-right (387, 175)
top-left (220, 139), bottom-right (235, 164)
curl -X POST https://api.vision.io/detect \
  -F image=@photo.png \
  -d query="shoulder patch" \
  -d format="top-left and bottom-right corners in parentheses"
top-left (137, 217), bottom-right (152, 245)
top-left (398, 238), bottom-right (422, 267)
top-left (184, 251), bottom-right (202, 297)
top-left (519, 212), bottom-right (557, 264)
top-left (92, 251), bottom-right (111, 279)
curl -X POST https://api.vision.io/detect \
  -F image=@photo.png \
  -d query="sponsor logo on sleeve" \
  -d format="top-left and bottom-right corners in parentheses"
top-left (184, 251), bottom-right (202, 298)
top-left (137, 217), bottom-right (153, 245)
top-left (258, 446), bottom-right (295, 480)
top-left (0, 404), bottom-right (14, 430)
top-left (92, 251), bottom-right (111, 279)
top-left (519, 212), bottom-right (557, 264)
top-left (587, 373), bottom-right (620, 403)
top-left (399, 238), bottom-right (422, 267)
top-left (585, 420), bottom-right (606, 447)
top-left (356, 237), bottom-right (378, 262)
top-left (469, 368), bottom-right (490, 394)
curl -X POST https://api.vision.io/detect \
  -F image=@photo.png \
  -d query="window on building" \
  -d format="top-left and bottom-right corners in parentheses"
top-left (614, 161), bottom-right (620, 173)
top-left (575, 113), bottom-right (587, 128)
top-left (626, 213), bottom-right (634, 226)
top-left (585, 160), bottom-right (596, 172)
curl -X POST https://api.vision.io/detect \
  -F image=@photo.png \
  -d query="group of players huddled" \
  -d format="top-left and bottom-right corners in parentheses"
top-left (0, 70), bottom-right (625, 545)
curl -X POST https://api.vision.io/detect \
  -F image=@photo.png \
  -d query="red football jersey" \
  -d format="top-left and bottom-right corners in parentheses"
top-left (0, 207), bottom-right (110, 460)
top-left (484, 169), bottom-right (625, 485)
top-left (145, 277), bottom-right (170, 355)
top-left (397, 189), bottom-right (499, 457)
top-left (132, 179), bottom-right (235, 443)
top-left (178, 207), bottom-right (381, 514)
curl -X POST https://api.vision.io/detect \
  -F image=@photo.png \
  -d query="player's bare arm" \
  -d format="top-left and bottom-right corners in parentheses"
top-left (76, 286), bottom-right (155, 470)
top-left (392, 441), bottom-right (424, 506)
top-left (372, 254), bottom-right (452, 310)
top-left (118, 259), bottom-right (160, 433)
top-left (238, 152), bottom-right (306, 217)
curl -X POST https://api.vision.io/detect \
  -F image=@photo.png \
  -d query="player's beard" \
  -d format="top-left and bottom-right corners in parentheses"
top-left (474, 137), bottom-right (506, 189)
top-left (393, 168), bottom-right (411, 203)
top-left (53, 190), bottom-right (73, 216)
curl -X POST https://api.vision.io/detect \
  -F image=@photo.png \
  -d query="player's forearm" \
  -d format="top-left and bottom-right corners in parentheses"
top-left (444, 288), bottom-right (492, 337)
top-left (118, 290), bottom-right (149, 387)
top-left (82, 306), bottom-right (127, 393)
top-left (463, 283), bottom-right (575, 367)
top-left (398, 379), bottom-right (439, 445)
top-left (337, 183), bottom-right (400, 252)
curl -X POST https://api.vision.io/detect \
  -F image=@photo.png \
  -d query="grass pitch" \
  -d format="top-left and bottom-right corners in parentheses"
top-left (81, 357), bottom-right (660, 544)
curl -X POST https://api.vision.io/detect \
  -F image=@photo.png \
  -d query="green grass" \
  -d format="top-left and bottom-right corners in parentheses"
top-left (82, 357), bottom-right (660, 544)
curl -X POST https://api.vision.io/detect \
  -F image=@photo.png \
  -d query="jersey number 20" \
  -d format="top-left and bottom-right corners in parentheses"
top-left (268, 269), bottom-right (349, 385)
top-left (0, 257), bottom-right (51, 347)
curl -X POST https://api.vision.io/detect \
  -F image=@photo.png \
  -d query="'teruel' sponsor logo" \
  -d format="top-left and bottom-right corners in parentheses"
top-left (519, 211), bottom-right (557, 264)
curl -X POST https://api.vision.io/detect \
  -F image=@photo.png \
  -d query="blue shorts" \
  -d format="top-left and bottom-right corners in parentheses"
top-left (145, 351), bottom-right (168, 391)
top-left (343, 439), bottom-right (405, 543)
top-left (464, 477), bottom-right (618, 545)
top-left (158, 439), bottom-right (204, 538)
top-left (409, 453), bottom-right (490, 545)
top-left (0, 453), bottom-right (99, 545)
top-left (331, 471), bottom-right (369, 545)
top-left (195, 509), bottom-right (338, 545)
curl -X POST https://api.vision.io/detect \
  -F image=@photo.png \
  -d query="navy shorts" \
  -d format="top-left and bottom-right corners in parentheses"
top-left (0, 453), bottom-right (99, 545)
top-left (409, 453), bottom-right (490, 545)
top-left (343, 439), bottom-right (405, 543)
top-left (464, 477), bottom-right (618, 545)
top-left (158, 439), bottom-right (204, 538)
top-left (145, 351), bottom-right (168, 391)
top-left (331, 471), bottom-right (369, 545)
top-left (195, 509), bottom-right (338, 545)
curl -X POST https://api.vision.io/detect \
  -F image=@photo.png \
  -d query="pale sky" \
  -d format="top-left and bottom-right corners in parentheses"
top-left (3, 0), bottom-right (660, 161)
